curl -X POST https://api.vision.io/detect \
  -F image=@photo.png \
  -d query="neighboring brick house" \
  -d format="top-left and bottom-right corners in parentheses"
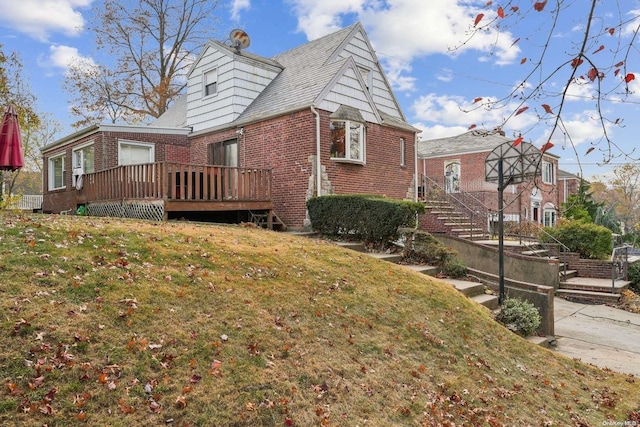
top-left (557, 169), bottom-right (584, 206)
top-left (417, 130), bottom-right (564, 233)
top-left (41, 23), bottom-right (419, 228)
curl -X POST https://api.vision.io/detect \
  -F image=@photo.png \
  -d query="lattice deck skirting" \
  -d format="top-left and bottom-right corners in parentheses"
top-left (87, 200), bottom-right (165, 221)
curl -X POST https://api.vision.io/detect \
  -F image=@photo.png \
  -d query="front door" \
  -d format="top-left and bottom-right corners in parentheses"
top-left (444, 160), bottom-right (461, 193)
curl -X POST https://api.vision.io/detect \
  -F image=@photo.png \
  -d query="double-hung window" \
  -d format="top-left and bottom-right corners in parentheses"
top-left (48, 154), bottom-right (66, 190)
top-left (204, 68), bottom-right (217, 97)
top-left (542, 161), bottom-right (555, 184)
top-left (330, 120), bottom-right (365, 162)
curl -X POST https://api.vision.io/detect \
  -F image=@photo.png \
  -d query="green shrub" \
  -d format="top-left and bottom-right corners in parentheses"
top-left (496, 298), bottom-right (541, 337)
top-left (307, 195), bottom-right (425, 245)
top-left (628, 263), bottom-right (640, 293)
top-left (442, 259), bottom-right (468, 278)
top-left (541, 219), bottom-right (612, 259)
top-left (401, 229), bottom-right (457, 266)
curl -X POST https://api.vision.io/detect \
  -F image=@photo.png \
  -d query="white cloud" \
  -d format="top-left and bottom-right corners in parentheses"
top-left (411, 93), bottom-right (538, 133)
top-left (286, 0), bottom-right (520, 92)
top-left (231, 0), bottom-right (251, 21)
top-left (0, 0), bottom-right (91, 42)
top-left (43, 44), bottom-right (95, 72)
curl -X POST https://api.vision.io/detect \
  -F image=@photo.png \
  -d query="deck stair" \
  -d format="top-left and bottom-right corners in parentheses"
top-left (249, 210), bottom-right (287, 231)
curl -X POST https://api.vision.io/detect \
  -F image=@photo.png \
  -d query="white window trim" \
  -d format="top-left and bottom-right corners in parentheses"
top-left (400, 137), bottom-right (406, 167)
top-left (543, 208), bottom-right (556, 227)
top-left (203, 68), bottom-right (218, 98)
top-left (542, 160), bottom-right (555, 184)
top-left (330, 119), bottom-right (366, 164)
top-left (118, 140), bottom-right (155, 166)
top-left (358, 66), bottom-right (373, 92)
top-left (48, 153), bottom-right (66, 191)
top-left (72, 142), bottom-right (95, 183)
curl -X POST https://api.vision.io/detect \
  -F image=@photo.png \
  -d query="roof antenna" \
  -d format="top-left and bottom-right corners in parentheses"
top-left (229, 29), bottom-right (250, 53)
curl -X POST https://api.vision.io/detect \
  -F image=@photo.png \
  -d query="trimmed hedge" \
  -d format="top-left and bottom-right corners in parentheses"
top-left (541, 219), bottom-right (613, 259)
top-left (307, 194), bottom-right (425, 244)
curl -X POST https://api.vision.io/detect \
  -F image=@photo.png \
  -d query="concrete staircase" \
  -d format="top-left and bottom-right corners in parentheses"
top-left (421, 198), bottom-right (487, 240)
top-left (335, 242), bottom-right (499, 310)
top-left (514, 241), bottom-right (631, 304)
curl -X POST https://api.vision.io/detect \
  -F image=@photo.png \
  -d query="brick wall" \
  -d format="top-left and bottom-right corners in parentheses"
top-left (420, 153), bottom-right (560, 224)
top-left (42, 130), bottom-right (189, 213)
top-left (190, 109), bottom-right (416, 228)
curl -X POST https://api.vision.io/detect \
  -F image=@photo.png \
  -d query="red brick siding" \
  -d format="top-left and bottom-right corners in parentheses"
top-left (419, 154), bottom-right (560, 223)
top-left (42, 131), bottom-right (188, 213)
top-left (190, 109), bottom-right (416, 227)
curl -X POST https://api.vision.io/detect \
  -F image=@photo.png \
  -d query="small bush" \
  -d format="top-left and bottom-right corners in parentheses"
top-left (442, 259), bottom-right (468, 278)
top-left (629, 263), bottom-right (640, 293)
top-left (401, 229), bottom-right (457, 266)
top-left (496, 298), bottom-right (541, 337)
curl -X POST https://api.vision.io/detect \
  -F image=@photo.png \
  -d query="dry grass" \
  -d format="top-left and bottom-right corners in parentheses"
top-left (0, 213), bottom-right (639, 426)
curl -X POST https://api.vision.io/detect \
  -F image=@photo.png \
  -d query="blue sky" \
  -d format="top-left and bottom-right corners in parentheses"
top-left (1, 0), bottom-right (639, 180)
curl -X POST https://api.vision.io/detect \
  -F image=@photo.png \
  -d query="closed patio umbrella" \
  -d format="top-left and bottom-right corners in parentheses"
top-left (0, 104), bottom-right (25, 171)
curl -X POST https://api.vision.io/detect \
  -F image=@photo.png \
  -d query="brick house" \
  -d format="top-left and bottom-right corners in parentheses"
top-left (417, 130), bottom-right (566, 235)
top-left (41, 23), bottom-right (419, 229)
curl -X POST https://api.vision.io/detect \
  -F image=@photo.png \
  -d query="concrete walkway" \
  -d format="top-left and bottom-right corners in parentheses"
top-left (554, 298), bottom-right (640, 376)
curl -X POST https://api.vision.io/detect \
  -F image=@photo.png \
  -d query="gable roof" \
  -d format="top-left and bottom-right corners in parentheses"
top-left (154, 22), bottom-right (414, 132)
top-left (418, 130), bottom-right (559, 159)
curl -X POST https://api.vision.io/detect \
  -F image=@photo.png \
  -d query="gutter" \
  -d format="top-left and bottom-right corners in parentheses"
top-left (311, 105), bottom-right (322, 197)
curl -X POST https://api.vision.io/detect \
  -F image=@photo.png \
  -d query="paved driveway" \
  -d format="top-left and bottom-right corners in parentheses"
top-left (554, 298), bottom-right (640, 376)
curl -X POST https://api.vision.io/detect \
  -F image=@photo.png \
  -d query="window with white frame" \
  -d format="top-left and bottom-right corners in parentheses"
top-left (400, 137), bottom-right (406, 167)
top-left (542, 160), bottom-right (555, 184)
top-left (72, 143), bottom-right (95, 184)
top-left (48, 153), bottom-right (66, 190)
top-left (330, 120), bottom-right (365, 162)
top-left (118, 141), bottom-right (155, 165)
top-left (543, 205), bottom-right (556, 227)
top-left (203, 68), bottom-right (217, 97)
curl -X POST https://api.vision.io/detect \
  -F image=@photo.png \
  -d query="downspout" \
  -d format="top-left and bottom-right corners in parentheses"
top-left (414, 134), bottom-right (419, 202)
top-left (311, 105), bottom-right (322, 197)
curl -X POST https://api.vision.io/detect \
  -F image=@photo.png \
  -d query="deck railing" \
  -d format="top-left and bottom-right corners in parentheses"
top-left (79, 162), bottom-right (272, 203)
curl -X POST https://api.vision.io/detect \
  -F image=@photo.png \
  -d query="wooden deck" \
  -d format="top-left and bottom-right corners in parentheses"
top-left (77, 162), bottom-right (274, 220)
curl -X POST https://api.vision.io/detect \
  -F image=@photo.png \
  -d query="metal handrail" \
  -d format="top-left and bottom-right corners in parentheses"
top-left (611, 244), bottom-right (631, 292)
top-left (420, 175), bottom-right (490, 238)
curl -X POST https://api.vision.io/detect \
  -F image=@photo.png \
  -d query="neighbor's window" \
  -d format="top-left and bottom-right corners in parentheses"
top-left (204, 68), bottom-right (217, 97)
top-left (543, 207), bottom-right (556, 227)
top-left (48, 154), bottom-right (66, 190)
top-left (542, 161), bottom-right (555, 184)
top-left (330, 120), bottom-right (365, 162)
top-left (118, 141), bottom-right (155, 165)
top-left (400, 137), bottom-right (406, 167)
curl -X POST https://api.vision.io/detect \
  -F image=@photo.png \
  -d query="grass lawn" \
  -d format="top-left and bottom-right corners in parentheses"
top-left (0, 213), bottom-right (638, 426)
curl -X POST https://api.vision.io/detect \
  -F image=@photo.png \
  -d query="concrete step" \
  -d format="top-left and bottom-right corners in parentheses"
top-left (471, 293), bottom-right (499, 310)
top-left (556, 289), bottom-right (621, 305)
top-left (447, 280), bottom-right (485, 297)
top-left (366, 252), bottom-right (403, 264)
top-left (558, 269), bottom-right (578, 280)
top-left (559, 278), bottom-right (630, 294)
top-left (401, 264), bottom-right (439, 276)
top-left (334, 241), bottom-right (366, 252)
top-left (521, 249), bottom-right (549, 256)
